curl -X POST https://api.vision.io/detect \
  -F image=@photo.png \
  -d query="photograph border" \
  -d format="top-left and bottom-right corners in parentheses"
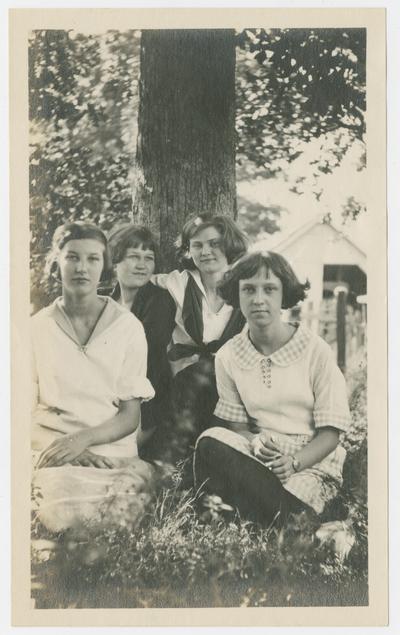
top-left (10, 6), bottom-right (387, 627)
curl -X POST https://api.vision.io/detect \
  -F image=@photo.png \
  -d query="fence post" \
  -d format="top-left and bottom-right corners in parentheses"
top-left (335, 286), bottom-right (348, 373)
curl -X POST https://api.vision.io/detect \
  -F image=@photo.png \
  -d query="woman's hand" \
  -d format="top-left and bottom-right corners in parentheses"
top-left (251, 433), bottom-right (295, 483)
top-left (251, 432), bottom-right (281, 463)
top-left (268, 455), bottom-right (295, 483)
top-left (37, 431), bottom-right (91, 468)
top-left (71, 449), bottom-right (116, 469)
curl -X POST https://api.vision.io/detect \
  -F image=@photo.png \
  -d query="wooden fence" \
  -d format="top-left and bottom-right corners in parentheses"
top-left (301, 295), bottom-right (367, 373)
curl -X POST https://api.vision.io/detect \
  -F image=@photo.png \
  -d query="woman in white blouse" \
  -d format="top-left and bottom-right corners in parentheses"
top-left (194, 251), bottom-right (351, 524)
top-left (31, 222), bottom-right (155, 532)
top-left (154, 213), bottom-right (247, 460)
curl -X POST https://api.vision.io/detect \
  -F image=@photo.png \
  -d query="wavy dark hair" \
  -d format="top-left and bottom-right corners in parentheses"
top-left (45, 221), bottom-right (113, 283)
top-left (218, 251), bottom-right (310, 310)
top-left (177, 213), bottom-right (248, 270)
top-left (108, 224), bottom-right (161, 272)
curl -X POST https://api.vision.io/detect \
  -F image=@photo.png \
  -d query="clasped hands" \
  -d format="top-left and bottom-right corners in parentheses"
top-left (250, 432), bottom-right (295, 483)
top-left (37, 432), bottom-right (115, 469)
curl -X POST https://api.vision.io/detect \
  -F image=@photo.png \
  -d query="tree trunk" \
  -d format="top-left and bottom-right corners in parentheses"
top-left (132, 29), bottom-right (236, 270)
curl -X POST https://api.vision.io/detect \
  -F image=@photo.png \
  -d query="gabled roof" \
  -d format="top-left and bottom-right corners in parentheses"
top-left (254, 215), bottom-right (366, 260)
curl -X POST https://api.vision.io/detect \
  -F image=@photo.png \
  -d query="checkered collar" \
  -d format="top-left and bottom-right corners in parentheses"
top-left (232, 322), bottom-right (312, 368)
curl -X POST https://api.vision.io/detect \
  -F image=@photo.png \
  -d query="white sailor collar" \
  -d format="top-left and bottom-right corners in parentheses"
top-left (232, 322), bottom-right (312, 368)
top-left (48, 296), bottom-right (129, 346)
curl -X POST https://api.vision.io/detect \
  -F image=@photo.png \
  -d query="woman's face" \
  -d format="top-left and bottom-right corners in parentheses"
top-left (188, 226), bottom-right (228, 275)
top-left (58, 238), bottom-right (105, 296)
top-left (239, 266), bottom-right (283, 330)
top-left (116, 245), bottom-right (155, 291)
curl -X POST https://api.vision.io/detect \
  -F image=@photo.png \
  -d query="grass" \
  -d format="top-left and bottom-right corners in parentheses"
top-left (31, 355), bottom-right (368, 609)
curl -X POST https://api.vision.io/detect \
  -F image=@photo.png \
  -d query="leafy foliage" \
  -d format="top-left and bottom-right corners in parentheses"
top-left (29, 29), bottom-right (140, 309)
top-left (236, 195), bottom-right (282, 239)
top-left (29, 28), bottom-right (366, 308)
top-left (236, 28), bottom-right (366, 180)
top-left (32, 487), bottom-right (367, 609)
top-left (342, 195), bottom-right (367, 223)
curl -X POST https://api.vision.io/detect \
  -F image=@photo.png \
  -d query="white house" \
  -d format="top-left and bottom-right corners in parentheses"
top-left (253, 216), bottom-right (367, 333)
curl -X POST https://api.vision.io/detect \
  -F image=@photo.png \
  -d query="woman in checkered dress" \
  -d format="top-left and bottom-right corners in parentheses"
top-left (194, 251), bottom-right (351, 524)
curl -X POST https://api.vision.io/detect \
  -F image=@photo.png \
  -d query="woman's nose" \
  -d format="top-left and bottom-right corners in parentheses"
top-left (135, 258), bottom-right (146, 269)
top-left (253, 289), bottom-right (265, 304)
top-left (76, 259), bottom-right (87, 272)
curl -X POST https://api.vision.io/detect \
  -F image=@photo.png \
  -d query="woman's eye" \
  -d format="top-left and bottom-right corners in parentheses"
top-left (210, 240), bottom-right (221, 248)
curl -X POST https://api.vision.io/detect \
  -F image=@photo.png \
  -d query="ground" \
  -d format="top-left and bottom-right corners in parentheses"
top-left (31, 356), bottom-right (367, 609)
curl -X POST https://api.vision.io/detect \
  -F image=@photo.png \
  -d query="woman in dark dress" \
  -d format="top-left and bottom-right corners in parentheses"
top-left (108, 225), bottom-right (176, 460)
top-left (153, 213), bottom-right (248, 460)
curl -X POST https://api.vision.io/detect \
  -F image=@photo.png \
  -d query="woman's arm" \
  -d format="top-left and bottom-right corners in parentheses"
top-left (290, 426), bottom-right (339, 471)
top-left (254, 343), bottom-right (350, 482)
top-left (213, 350), bottom-right (255, 441)
top-left (253, 426), bottom-right (339, 482)
top-left (151, 273), bottom-right (170, 289)
top-left (37, 399), bottom-right (140, 468)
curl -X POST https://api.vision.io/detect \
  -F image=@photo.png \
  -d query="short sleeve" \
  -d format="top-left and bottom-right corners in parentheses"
top-left (152, 270), bottom-right (188, 305)
top-left (152, 273), bottom-right (171, 290)
top-left (117, 321), bottom-right (155, 402)
top-left (214, 349), bottom-right (249, 424)
top-left (312, 346), bottom-right (351, 433)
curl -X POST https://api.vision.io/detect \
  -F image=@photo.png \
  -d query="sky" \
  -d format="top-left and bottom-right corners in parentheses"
top-left (237, 135), bottom-right (369, 253)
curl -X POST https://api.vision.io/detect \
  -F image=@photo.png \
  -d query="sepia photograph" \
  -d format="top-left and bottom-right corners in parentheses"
top-left (9, 6), bottom-right (387, 628)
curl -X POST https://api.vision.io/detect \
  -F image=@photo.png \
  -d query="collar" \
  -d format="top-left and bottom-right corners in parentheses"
top-left (110, 280), bottom-right (155, 307)
top-left (49, 296), bottom-right (127, 345)
top-left (189, 269), bottom-right (207, 297)
top-left (188, 269), bottom-right (231, 314)
top-left (232, 322), bottom-right (312, 369)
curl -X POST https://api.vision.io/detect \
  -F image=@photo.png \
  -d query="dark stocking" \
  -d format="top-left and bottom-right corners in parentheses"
top-left (195, 437), bottom-right (309, 525)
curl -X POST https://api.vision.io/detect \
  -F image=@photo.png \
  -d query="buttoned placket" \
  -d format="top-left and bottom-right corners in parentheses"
top-left (261, 357), bottom-right (273, 388)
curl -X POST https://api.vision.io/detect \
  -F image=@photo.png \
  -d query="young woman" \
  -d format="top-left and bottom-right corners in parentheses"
top-left (31, 222), bottom-right (155, 532)
top-left (194, 251), bottom-right (351, 524)
top-left (154, 213), bottom-right (248, 459)
top-left (107, 224), bottom-right (176, 460)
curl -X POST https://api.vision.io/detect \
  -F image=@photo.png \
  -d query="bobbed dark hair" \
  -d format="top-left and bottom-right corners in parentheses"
top-left (45, 221), bottom-right (113, 282)
top-left (108, 224), bottom-right (161, 272)
top-left (177, 213), bottom-right (248, 270)
top-left (218, 250), bottom-right (310, 310)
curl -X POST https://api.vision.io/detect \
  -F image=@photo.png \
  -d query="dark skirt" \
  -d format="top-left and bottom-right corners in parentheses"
top-left (150, 356), bottom-right (218, 464)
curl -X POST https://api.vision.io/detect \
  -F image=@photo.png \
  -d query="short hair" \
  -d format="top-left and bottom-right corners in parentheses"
top-left (218, 251), bottom-right (310, 310)
top-left (46, 221), bottom-right (113, 282)
top-left (108, 224), bottom-right (161, 272)
top-left (177, 213), bottom-right (248, 270)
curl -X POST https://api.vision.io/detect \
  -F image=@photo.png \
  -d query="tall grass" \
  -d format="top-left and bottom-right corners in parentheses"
top-left (31, 356), bottom-right (368, 608)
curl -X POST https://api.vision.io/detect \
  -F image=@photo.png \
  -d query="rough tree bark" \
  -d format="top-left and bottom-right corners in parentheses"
top-left (132, 29), bottom-right (236, 270)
